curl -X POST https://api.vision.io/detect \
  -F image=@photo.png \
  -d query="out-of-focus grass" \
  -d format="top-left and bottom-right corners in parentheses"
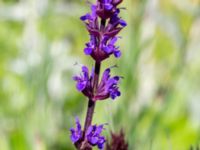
top-left (0, 0), bottom-right (200, 150)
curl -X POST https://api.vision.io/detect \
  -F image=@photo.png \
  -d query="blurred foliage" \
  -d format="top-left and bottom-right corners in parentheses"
top-left (0, 0), bottom-right (200, 150)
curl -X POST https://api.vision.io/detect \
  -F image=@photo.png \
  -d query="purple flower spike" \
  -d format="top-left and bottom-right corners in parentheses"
top-left (70, 0), bottom-right (126, 148)
top-left (86, 124), bottom-right (106, 150)
top-left (70, 117), bottom-right (82, 143)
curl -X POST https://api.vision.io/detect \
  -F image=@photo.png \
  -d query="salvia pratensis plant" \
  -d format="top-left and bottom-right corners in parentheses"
top-left (70, 0), bottom-right (127, 149)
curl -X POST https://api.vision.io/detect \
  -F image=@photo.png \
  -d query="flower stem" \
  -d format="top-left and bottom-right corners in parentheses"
top-left (83, 61), bottom-right (101, 135)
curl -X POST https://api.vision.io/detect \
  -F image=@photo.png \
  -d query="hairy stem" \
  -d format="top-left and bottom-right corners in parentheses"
top-left (83, 61), bottom-right (101, 134)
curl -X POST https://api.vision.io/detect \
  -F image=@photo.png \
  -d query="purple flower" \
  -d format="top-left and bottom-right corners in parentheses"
top-left (86, 124), bottom-right (106, 150)
top-left (73, 66), bottom-right (89, 91)
top-left (109, 10), bottom-right (127, 27)
top-left (84, 35), bottom-right (96, 55)
top-left (101, 36), bottom-right (121, 58)
top-left (73, 66), bottom-right (121, 101)
top-left (102, 0), bottom-right (113, 11)
top-left (70, 117), bottom-right (82, 143)
top-left (96, 0), bottom-right (123, 19)
top-left (83, 35), bottom-right (123, 61)
top-left (94, 67), bottom-right (121, 100)
top-left (80, 4), bottom-right (97, 21)
top-left (73, 66), bottom-right (93, 98)
top-left (69, 117), bottom-right (106, 149)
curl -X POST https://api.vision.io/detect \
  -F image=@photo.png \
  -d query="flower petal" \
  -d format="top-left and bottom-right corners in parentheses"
top-left (104, 3), bottom-right (113, 10)
top-left (86, 125), bottom-right (93, 136)
top-left (103, 45), bottom-right (113, 53)
top-left (80, 13), bottom-right (91, 21)
top-left (76, 81), bottom-right (87, 91)
top-left (91, 137), bottom-right (99, 144)
top-left (119, 19), bottom-right (127, 27)
top-left (109, 37), bottom-right (118, 45)
top-left (69, 118), bottom-right (82, 143)
top-left (114, 50), bottom-right (121, 58)
top-left (84, 47), bottom-right (93, 55)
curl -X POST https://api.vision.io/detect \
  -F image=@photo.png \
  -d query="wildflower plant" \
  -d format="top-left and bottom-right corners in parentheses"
top-left (70, 0), bottom-right (126, 149)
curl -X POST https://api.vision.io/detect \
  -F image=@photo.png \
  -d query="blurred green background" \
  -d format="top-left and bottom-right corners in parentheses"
top-left (1, 0), bottom-right (200, 149)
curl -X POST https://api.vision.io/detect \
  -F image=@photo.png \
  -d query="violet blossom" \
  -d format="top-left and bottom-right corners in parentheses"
top-left (73, 66), bottom-right (121, 101)
top-left (70, 117), bottom-right (82, 143)
top-left (70, 118), bottom-right (106, 150)
top-left (86, 124), bottom-right (106, 149)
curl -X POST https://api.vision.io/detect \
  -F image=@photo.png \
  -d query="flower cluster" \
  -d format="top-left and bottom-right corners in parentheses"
top-left (73, 66), bottom-right (121, 101)
top-left (81, 0), bottom-right (127, 62)
top-left (70, 118), bottom-right (106, 149)
top-left (86, 124), bottom-right (106, 149)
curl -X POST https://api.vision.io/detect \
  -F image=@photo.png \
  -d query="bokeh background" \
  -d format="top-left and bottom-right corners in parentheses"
top-left (1, 0), bottom-right (200, 149)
